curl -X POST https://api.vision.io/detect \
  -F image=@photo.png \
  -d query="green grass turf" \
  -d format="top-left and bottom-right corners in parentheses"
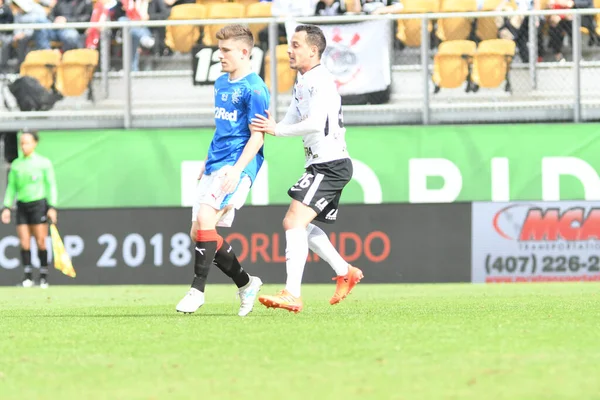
top-left (1, 283), bottom-right (599, 400)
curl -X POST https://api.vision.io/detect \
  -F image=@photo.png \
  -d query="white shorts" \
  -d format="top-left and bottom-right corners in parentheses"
top-left (191, 167), bottom-right (252, 228)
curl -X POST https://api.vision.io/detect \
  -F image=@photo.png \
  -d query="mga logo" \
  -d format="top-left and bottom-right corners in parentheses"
top-left (493, 204), bottom-right (600, 241)
top-left (214, 107), bottom-right (237, 121)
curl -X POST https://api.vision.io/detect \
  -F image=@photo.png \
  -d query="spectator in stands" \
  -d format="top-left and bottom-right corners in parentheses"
top-left (258, 0), bottom-right (318, 48)
top-left (163, 0), bottom-right (193, 7)
top-left (41, 0), bottom-right (93, 51)
top-left (575, 0), bottom-right (599, 45)
top-left (147, 0), bottom-right (170, 56)
top-left (361, 0), bottom-right (403, 15)
top-left (11, 0), bottom-right (82, 57)
top-left (9, 0), bottom-right (50, 67)
top-left (112, 0), bottom-right (156, 71)
top-left (0, 0), bottom-right (14, 73)
top-left (547, 0), bottom-right (573, 62)
top-left (315, 0), bottom-right (346, 16)
top-left (511, 0), bottom-right (545, 63)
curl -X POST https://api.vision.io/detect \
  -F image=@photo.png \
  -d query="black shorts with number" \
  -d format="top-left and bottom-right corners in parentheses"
top-left (16, 199), bottom-right (48, 225)
top-left (288, 158), bottom-right (353, 224)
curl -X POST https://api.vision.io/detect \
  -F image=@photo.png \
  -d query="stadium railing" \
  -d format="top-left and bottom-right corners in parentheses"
top-left (0, 7), bottom-right (599, 130)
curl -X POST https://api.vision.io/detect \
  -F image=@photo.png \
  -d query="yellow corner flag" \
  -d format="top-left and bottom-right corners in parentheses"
top-left (50, 224), bottom-right (76, 278)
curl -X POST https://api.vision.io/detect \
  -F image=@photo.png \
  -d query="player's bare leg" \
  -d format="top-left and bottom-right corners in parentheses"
top-left (31, 223), bottom-right (49, 289)
top-left (306, 223), bottom-right (363, 304)
top-left (17, 225), bottom-right (34, 287)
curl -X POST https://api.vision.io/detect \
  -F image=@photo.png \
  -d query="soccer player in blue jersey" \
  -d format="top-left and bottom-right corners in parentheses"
top-left (176, 24), bottom-right (270, 317)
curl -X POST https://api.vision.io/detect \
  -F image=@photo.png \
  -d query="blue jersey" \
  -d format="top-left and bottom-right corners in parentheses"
top-left (206, 72), bottom-right (270, 184)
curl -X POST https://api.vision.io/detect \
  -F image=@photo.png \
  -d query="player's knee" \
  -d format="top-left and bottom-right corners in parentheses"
top-left (196, 205), bottom-right (218, 229)
top-left (18, 237), bottom-right (29, 249)
top-left (283, 216), bottom-right (303, 231)
top-left (35, 237), bottom-right (46, 250)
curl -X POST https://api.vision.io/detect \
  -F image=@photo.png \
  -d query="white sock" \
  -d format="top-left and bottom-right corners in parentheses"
top-left (284, 227), bottom-right (308, 298)
top-left (306, 223), bottom-right (349, 276)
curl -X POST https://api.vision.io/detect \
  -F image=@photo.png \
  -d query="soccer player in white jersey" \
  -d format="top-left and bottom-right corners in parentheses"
top-left (176, 25), bottom-right (270, 317)
top-left (251, 25), bottom-right (363, 313)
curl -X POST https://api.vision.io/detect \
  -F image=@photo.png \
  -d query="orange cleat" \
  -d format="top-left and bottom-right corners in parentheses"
top-left (258, 289), bottom-right (303, 313)
top-left (330, 265), bottom-right (364, 305)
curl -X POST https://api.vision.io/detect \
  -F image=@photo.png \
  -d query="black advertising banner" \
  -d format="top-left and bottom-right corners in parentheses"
top-left (0, 204), bottom-right (472, 286)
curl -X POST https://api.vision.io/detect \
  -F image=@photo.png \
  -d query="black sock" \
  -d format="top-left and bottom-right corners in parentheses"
top-left (190, 230), bottom-right (219, 292)
top-left (39, 250), bottom-right (48, 279)
top-left (21, 249), bottom-right (32, 280)
top-left (214, 240), bottom-right (250, 288)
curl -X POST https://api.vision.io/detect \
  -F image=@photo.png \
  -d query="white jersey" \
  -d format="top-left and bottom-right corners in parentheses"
top-left (274, 64), bottom-right (350, 167)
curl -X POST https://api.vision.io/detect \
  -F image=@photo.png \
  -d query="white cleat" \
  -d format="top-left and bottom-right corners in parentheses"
top-left (39, 278), bottom-right (49, 289)
top-left (237, 276), bottom-right (263, 317)
top-left (176, 288), bottom-right (205, 314)
top-left (21, 279), bottom-right (34, 288)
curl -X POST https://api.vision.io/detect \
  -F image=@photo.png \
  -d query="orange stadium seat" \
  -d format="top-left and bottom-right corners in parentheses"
top-left (19, 49), bottom-right (61, 90)
top-left (471, 39), bottom-right (516, 92)
top-left (396, 0), bottom-right (438, 48)
top-left (246, 2), bottom-right (272, 45)
top-left (165, 4), bottom-right (207, 54)
top-left (55, 49), bottom-right (99, 99)
top-left (203, 3), bottom-right (247, 46)
top-left (432, 39), bottom-right (476, 93)
top-left (436, 0), bottom-right (477, 41)
top-left (264, 44), bottom-right (296, 93)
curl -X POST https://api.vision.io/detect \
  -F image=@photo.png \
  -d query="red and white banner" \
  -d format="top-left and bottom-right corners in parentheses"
top-left (317, 20), bottom-right (392, 96)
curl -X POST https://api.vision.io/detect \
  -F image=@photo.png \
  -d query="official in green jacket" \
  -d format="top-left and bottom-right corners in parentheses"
top-left (1, 130), bottom-right (57, 288)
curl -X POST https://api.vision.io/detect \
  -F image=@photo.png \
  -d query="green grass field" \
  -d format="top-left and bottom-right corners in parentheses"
top-left (1, 283), bottom-right (599, 400)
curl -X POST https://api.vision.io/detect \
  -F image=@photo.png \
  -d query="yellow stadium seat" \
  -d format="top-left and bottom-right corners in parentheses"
top-left (396, 0), bottom-right (438, 48)
top-left (471, 39), bottom-right (515, 92)
top-left (264, 44), bottom-right (295, 93)
top-left (55, 49), bottom-right (99, 99)
top-left (233, 0), bottom-right (259, 5)
top-left (165, 4), bottom-right (207, 54)
top-left (196, 0), bottom-right (227, 4)
top-left (246, 2), bottom-right (271, 44)
top-left (203, 3), bottom-right (247, 46)
top-left (19, 49), bottom-right (61, 90)
top-left (436, 0), bottom-right (477, 41)
top-left (432, 40), bottom-right (476, 93)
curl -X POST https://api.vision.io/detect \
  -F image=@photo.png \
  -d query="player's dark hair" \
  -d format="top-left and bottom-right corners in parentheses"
top-left (21, 129), bottom-right (39, 142)
top-left (295, 25), bottom-right (327, 58)
top-left (216, 24), bottom-right (254, 49)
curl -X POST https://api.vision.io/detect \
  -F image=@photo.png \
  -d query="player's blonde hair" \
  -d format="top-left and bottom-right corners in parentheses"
top-left (216, 25), bottom-right (254, 49)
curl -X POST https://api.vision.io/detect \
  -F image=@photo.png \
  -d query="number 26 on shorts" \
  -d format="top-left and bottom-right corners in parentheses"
top-left (291, 173), bottom-right (314, 191)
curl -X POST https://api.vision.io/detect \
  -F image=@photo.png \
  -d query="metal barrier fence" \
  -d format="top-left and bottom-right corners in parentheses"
top-left (0, 8), bottom-right (599, 129)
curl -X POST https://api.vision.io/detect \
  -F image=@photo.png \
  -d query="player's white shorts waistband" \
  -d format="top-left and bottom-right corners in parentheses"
top-left (191, 167), bottom-right (252, 228)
